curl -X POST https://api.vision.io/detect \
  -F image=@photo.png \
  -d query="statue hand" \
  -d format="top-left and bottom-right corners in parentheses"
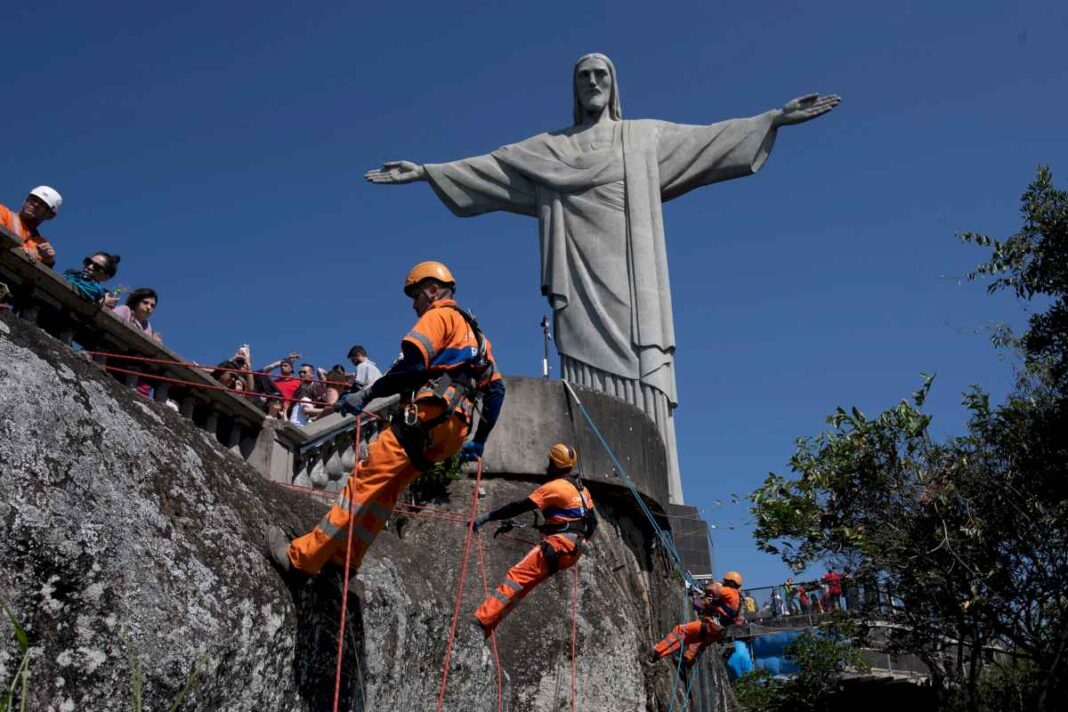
top-left (773, 93), bottom-right (841, 127)
top-left (364, 161), bottom-right (427, 184)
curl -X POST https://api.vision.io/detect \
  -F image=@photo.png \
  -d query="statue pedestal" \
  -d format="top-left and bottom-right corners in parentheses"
top-left (482, 376), bottom-right (712, 573)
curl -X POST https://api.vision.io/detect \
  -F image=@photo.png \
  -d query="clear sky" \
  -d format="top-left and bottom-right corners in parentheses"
top-left (4, 0), bottom-right (1066, 588)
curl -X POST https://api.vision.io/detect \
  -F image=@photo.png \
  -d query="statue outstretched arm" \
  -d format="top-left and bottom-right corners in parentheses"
top-left (365, 161), bottom-right (427, 184)
top-left (367, 151), bottom-right (537, 218)
top-left (770, 93), bottom-right (841, 127)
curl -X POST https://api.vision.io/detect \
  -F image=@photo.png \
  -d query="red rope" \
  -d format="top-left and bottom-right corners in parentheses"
top-left (85, 350), bottom-right (352, 388)
top-left (100, 364), bottom-right (332, 406)
top-left (333, 417), bottom-right (362, 712)
top-left (97, 363), bottom-right (388, 422)
top-left (435, 458), bottom-right (484, 712)
top-left (570, 563), bottom-right (579, 712)
top-left (476, 535), bottom-right (504, 712)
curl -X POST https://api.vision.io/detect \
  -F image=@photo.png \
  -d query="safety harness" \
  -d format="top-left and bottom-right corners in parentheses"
top-left (391, 304), bottom-right (494, 471)
top-left (698, 589), bottom-right (742, 638)
top-left (536, 475), bottom-right (598, 573)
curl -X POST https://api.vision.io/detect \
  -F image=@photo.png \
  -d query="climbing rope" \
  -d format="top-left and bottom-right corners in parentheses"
top-left (666, 586), bottom-right (699, 712)
top-left (475, 536), bottom-right (504, 712)
top-left (561, 381), bottom-right (697, 590)
top-left (570, 563), bottom-right (579, 712)
top-left (435, 458), bottom-right (484, 712)
top-left (332, 417), bottom-right (363, 712)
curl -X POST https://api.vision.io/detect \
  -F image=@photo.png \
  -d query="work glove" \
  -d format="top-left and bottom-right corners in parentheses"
top-left (335, 388), bottom-right (371, 416)
top-left (472, 512), bottom-right (491, 533)
top-left (459, 441), bottom-right (485, 463)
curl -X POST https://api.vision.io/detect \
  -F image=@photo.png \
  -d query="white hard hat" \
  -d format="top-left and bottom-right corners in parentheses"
top-left (29, 186), bottom-right (63, 214)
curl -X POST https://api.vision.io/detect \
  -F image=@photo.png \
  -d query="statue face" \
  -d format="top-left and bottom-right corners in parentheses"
top-left (574, 57), bottom-right (612, 114)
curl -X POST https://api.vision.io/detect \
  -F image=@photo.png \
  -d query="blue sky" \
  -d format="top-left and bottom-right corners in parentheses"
top-left (4, 0), bottom-right (1066, 587)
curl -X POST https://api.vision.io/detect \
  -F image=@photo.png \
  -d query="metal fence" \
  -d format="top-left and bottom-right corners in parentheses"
top-left (693, 575), bottom-right (901, 624)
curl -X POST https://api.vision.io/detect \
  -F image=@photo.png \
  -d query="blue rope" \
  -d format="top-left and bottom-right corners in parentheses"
top-left (667, 643), bottom-right (687, 712)
top-left (562, 380), bottom-right (698, 590)
top-left (666, 587), bottom-right (691, 712)
top-left (681, 658), bottom-right (696, 711)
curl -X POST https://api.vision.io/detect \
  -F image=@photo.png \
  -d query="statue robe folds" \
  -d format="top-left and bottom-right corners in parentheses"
top-left (424, 114), bottom-right (777, 498)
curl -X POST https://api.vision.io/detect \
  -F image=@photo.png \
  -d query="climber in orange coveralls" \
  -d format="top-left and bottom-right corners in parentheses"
top-left (472, 443), bottom-right (597, 633)
top-left (265, 261), bottom-right (506, 576)
top-left (650, 571), bottom-right (745, 666)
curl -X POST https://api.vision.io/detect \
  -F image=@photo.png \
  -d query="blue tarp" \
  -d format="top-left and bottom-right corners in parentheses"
top-left (727, 630), bottom-right (804, 679)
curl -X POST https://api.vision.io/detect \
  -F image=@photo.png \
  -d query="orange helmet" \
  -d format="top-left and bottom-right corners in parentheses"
top-left (548, 443), bottom-right (578, 471)
top-left (404, 261), bottom-right (456, 296)
top-left (723, 571), bottom-right (744, 587)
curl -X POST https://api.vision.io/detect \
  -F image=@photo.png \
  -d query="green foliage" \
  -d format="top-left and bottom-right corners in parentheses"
top-left (732, 668), bottom-right (781, 712)
top-left (0, 596), bottom-right (29, 712)
top-left (127, 634), bottom-right (207, 712)
top-left (961, 164), bottom-right (1068, 390)
top-left (731, 628), bottom-right (868, 712)
top-left (750, 167), bottom-right (1068, 711)
top-left (782, 629), bottom-right (869, 712)
top-left (941, 658), bottom-right (1045, 712)
top-left (408, 453), bottom-right (464, 504)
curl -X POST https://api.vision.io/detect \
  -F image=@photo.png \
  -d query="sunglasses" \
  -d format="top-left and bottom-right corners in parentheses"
top-left (83, 259), bottom-right (108, 272)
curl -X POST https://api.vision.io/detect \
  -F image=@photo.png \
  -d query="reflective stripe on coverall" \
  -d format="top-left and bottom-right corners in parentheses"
top-left (474, 532), bottom-right (585, 632)
top-left (287, 401), bottom-right (468, 574)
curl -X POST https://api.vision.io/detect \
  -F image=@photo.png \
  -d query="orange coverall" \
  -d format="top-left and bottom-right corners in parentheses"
top-left (474, 478), bottom-right (595, 632)
top-left (287, 299), bottom-right (501, 574)
top-left (0, 204), bottom-right (55, 267)
top-left (653, 585), bottom-right (742, 664)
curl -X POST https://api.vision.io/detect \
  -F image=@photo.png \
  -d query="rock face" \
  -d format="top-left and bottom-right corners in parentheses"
top-left (0, 313), bottom-right (736, 711)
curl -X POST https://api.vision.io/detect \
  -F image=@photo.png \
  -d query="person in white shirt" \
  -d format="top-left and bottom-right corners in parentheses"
top-left (347, 344), bottom-right (382, 388)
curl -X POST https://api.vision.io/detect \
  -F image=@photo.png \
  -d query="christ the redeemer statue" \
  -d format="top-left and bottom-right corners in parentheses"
top-left (365, 53), bottom-right (839, 504)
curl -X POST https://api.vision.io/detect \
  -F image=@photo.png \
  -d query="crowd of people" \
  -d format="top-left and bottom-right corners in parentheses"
top-left (2, 184), bottom-right (381, 426)
top-left (208, 346), bottom-right (382, 426)
top-left (733, 569), bottom-right (901, 623)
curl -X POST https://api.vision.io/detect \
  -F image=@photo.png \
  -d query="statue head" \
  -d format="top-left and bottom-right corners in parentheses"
top-left (572, 53), bottom-right (622, 125)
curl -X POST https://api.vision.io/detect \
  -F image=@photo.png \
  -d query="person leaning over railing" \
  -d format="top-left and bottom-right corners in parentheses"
top-left (111, 288), bottom-right (161, 343)
top-left (109, 287), bottom-right (161, 397)
top-left (62, 252), bottom-right (120, 305)
top-left (211, 346), bottom-right (255, 393)
top-left (312, 365), bottom-right (352, 420)
top-left (0, 186), bottom-right (62, 267)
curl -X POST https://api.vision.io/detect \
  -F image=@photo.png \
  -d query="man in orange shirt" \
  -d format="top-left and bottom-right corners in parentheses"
top-left (650, 571), bottom-right (745, 666)
top-left (0, 186), bottom-right (62, 267)
top-left (472, 443), bottom-right (597, 634)
top-left (266, 261), bottom-right (506, 576)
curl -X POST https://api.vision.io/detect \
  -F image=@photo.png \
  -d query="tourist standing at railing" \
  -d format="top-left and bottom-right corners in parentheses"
top-left (212, 346), bottom-right (255, 393)
top-left (62, 252), bottom-right (120, 305)
top-left (110, 288), bottom-right (161, 397)
top-left (313, 365), bottom-right (352, 418)
top-left (771, 587), bottom-right (788, 617)
top-left (784, 577), bottom-right (799, 615)
top-left (347, 345), bottom-right (382, 388)
top-left (297, 363), bottom-right (325, 401)
top-left (112, 288), bottom-right (160, 342)
top-left (742, 590), bottom-right (759, 622)
top-left (0, 186), bottom-right (62, 267)
top-left (798, 584), bottom-right (811, 614)
top-left (288, 382), bottom-right (317, 427)
top-left (260, 352), bottom-right (302, 412)
top-left (822, 569), bottom-right (843, 611)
